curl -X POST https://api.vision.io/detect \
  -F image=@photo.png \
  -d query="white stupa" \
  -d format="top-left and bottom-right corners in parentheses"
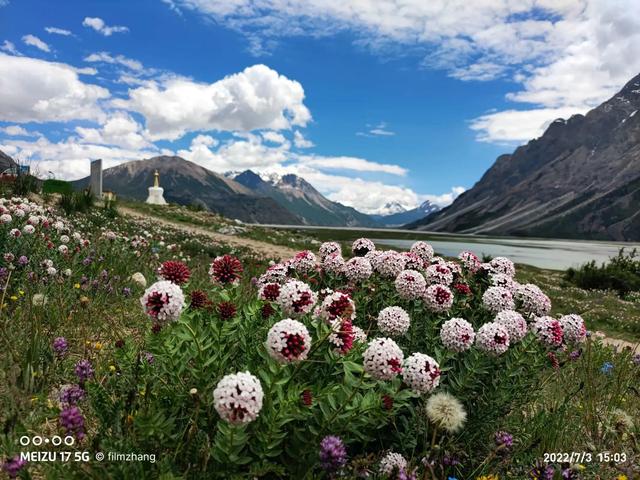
top-left (146, 170), bottom-right (167, 205)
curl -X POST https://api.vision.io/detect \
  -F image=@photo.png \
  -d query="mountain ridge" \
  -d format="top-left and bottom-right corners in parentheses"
top-left (409, 72), bottom-right (640, 241)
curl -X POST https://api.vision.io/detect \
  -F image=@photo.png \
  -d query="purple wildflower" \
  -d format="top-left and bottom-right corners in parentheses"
top-left (319, 435), bottom-right (347, 472)
top-left (529, 461), bottom-right (555, 480)
top-left (18, 255), bottom-right (29, 266)
top-left (396, 468), bottom-right (417, 480)
top-left (495, 430), bottom-right (514, 449)
top-left (59, 405), bottom-right (85, 440)
top-left (122, 287), bottom-right (131, 297)
top-left (632, 354), bottom-right (640, 366)
top-left (2, 455), bottom-right (27, 478)
top-left (143, 352), bottom-right (155, 364)
top-left (569, 350), bottom-right (582, 361)
top-left (59, 384), bottom-right (86, 405)
top-left (52, 337), bottom-right (68, 356)
top-left (74, 359), bottom-right (94, 383)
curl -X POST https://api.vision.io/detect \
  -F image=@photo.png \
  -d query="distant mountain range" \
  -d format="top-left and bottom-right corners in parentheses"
top-left (72, 156), bottom-right (300, 224)
top-left (228, 170), bottom-right (379, 227)
top-left (371, 201), bottom-right (439, 227)
top-left (410, 72), bottom-right (640, 241)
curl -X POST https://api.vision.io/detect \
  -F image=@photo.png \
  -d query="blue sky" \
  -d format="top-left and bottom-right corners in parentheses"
top-left (1, 0), bottom-right (639, 214)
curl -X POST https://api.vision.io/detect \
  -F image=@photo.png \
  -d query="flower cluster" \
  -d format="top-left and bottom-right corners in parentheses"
top-left (363, 338), bottom-right (404, 380)
top-left (59, 384), bottom-right (86, 406)
top-left (423, 284), bottom-right (454, 312)
top-left (379, 451), bottom-right (408, 476)
top-left (489, 256), bottom-right (516, 277)
top-left (213, 372), bottom-right (264, 424)
top-left (402, 353), bottom-right (441, 394)
top-left (140, 280), bottom-right (186, 323)
top-left (558, 314), bottom-right (587, 344)
top-left (482, 286), bottom-right (515, 313)
top-left (344, 256), bottom-right (373, 282)
top-left (59, 406), bottom-right (85, 440)
top-left (532, 316), bottom-right (564, 347)
top-left (323, 253), bottom-right (346, 276)
top-left (395, 270), bottom-right (426, 300)
top-left (259, 282), bottom-right (281, 301)
top-left (475, 322), bottom-right (510, 355)
top-left (289, 250), bottom-right (317, 273)
top-left (490, 273), bottom-right (518, 293)
top-left (458, 250), bottom-right (480, 272)
top-left (319, 435), bottom-right (347, 472)
top-left (410, 241), bottom-right (434, 264)
top-left (257, 263), bottom-right (288, 287)
top-left (329, 318), bottom-right (356, 355)
top-left (377, 306), bottom-right (411, 336)
top-left (209, 255), bottom-right (243, 285)
top-left (425, 264), bottom-right (453, 285)
top-left (440, 318), bottom-right (475, 352)
top-left (352, 237), bottom-right (375, 257)
top-left (319, 241), bottom-right (341, 260)
top-left (158, 260), bottom-right (191, 285)
top-left (494, 310), bottom-right (528, 343)
top-left (74, 359), bottom-right (94, 383)
top-left (266, 319), bottom-right (312, 363)
top-left (313, 290), bottom-right (355, 323)
top-left (276, 280), bottom-right (318, 316)
top-left (516, 283), bottom-right (552, 317)
top-left (375, 250), bottom-right (407, 278)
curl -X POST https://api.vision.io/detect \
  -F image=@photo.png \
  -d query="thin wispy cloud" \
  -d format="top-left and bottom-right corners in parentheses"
top-left (22, 34), bottom-right (50, 52)
top-left (82, 17), bottom-right (128, 36)
top-left (357, 122), bottom-right (395, 137)
top-left (45, 26), bottom-right (72, 36)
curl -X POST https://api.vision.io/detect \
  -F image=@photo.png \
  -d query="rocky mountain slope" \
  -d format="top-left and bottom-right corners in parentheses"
top-left (231, 170), bottom-right (379, 227)
top-left (72, 156), bottom-right (301, 225)
top-left (371, 201), bottom-right (439, 227)
top-left (0, 149), bottom-right (17, 173)
top-left (410, 73), bottom-right (640, 241)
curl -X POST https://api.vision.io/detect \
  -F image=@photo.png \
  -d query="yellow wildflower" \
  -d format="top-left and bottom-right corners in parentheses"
top-left (94, 341), bottom-right (103, 350)
top-left (109, 365), bottom-right (116, 372)
top-left (74, 283), bottom-right (80, 289)
top-left (19, 290), bottom-right (24, 295)
top-left (10, 295), bottom-right (17, 301)
top-left (477, 476), bottom-right (499, 480)
top-left (616, 475), bottom-right (628, 480)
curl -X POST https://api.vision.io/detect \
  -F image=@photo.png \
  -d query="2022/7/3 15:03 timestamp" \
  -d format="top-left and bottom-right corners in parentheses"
top-left (544, 452), bottom-right (627, 463)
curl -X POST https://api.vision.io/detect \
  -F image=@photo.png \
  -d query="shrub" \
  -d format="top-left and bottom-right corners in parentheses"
top-left (59, 189), bottom-right (95, 215)
top-left (42, 179), bottom-right (73, 195)
top-left (565, 248), bottom-right (640, 296)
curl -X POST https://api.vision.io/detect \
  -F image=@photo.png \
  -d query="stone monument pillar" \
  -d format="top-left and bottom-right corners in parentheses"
top-left (89, 159), bottom-right (102, 198)
top-left (146, 170), bottom-right (167, 205)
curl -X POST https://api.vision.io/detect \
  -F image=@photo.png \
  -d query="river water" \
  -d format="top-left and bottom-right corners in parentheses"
top-left (260, 225), bottom-right (639, 270)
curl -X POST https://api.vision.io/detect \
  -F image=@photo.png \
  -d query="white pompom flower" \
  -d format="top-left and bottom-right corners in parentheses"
top-left (213, 372), bottom-right (264, 424)
top-left (379, 451), bottom-right (408, 476)
top-left (440, 318), bottom-right (475, 352)
top-left (377, 306), bottom-right (411, 336)
top-left (266, 319), bottom-right (312, 363)
top-left (344, 257), bottom-right (372, 282)
top-left (475, 322), bottom-right (510, 355)
top-left (276, 280), bottom-right (318, 317)
top-left (559, 314), bottom-right (587, 344)
top-left (410, 241), bottom-right (434, 263)
top-left (425, 392), bottom-right (467, 433)
top-left (395, 269), bottom-right (426, 300)
top-left (532, 316), bottom-right (564, 347)
top-left (489, 256), bottom-right (516, 277)
top-left (423, 284), bottom-right (454, 313)
top-left (425, 264), bottom-right (453, 285)
top-left (140, 280), bottom-right (186, 323)
top-left (363, 337), bottom-right (404, 381)
top-left (515, 283), bottom-right (552, 317)
top-left (482, 286), bottom-right (515, 313)
top-left (402, 353), bottom-right (441, 394)
top-left (495, 310), bottom-right (528, 343)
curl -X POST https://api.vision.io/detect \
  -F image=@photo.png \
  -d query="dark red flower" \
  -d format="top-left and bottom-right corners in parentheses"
top-left (335, 318), bottom-right (355, 355)
top-left (280, 333), bottom-right (305, 359)
top-left (301, 389), bottom-right (313, 406)
top-left (547, 351), bottom-right (560, 370)
top-left (382, 394), bottom-right (394, 411)
top-left (189, 289), bottom-right (211, 310)
top-left (260, 283), bottom-right (280, 301)
top-left (261, 303), bottom-right (275, 319)
top-left (209, 255), bottom-right (243, 285)
top-left (159, 260), bottom-right (191, 285)
top-left (216, 301), bottom-right (237, 321)
top-left (151, 323), bottom-right (163, 334)
top-left (115, 339), bottom-right (125, 349)
top-left (453, 283), bottom-right (472, 295)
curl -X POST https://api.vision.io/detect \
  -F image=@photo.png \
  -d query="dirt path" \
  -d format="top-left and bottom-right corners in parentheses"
top-left (598, 333), bottom-right (639, 352)
top-left (119, 206), bottom-right (299, 261)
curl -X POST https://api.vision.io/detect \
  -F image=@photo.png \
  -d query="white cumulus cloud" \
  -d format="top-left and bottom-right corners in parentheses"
top-left (0, 53), bottom-right (109, 123)
top-left (75, 112), bottom-right (152, 150)
top-left (116, 64), bottom-right (311, 140)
